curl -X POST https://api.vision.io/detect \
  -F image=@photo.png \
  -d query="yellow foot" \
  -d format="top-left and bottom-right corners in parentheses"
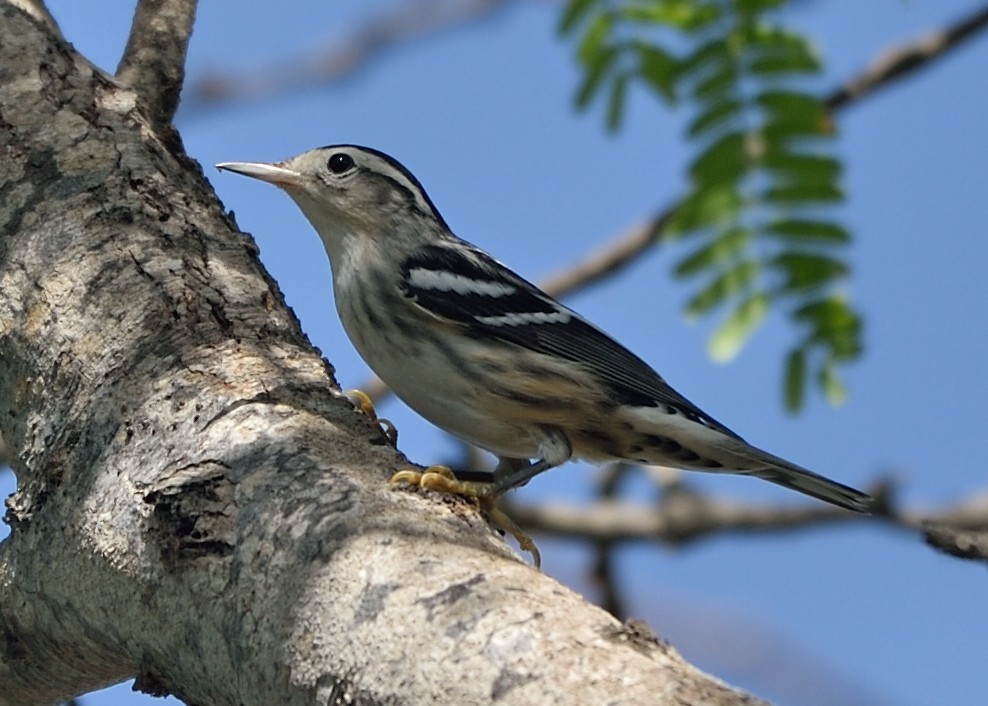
top-left (345, 389), bottom-right (398, 445)
top-left (389, 465), bottom-right (491, 496)
top-left (389, 465), bottom-right (542, 568)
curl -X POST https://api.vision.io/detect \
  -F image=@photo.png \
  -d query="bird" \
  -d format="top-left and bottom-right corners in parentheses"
top-left (216, 145), bottom-right (873, 532)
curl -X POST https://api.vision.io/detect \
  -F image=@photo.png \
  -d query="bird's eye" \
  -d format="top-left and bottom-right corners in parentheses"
top-left (327, 153), bottom-right (355, 175)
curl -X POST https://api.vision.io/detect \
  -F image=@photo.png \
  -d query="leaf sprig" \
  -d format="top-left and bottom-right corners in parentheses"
top-left (561, 0), bottom-right (862, 411)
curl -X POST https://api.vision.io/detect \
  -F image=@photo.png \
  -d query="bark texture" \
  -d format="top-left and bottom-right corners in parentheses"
top-left (0, 3), bottom-right (766, 704)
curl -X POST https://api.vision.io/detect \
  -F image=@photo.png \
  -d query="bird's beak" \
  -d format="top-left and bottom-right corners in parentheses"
top-left (215, 161), bottom-right (304, 188)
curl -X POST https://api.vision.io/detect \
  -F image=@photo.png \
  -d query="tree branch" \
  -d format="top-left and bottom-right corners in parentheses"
top-left (825, 2), bottom-right (988, 111)
top-left (116, 0), bottom-right (198, 130)
top-left (504, 483), bottom-right (988, 548)
top-left (6, 0), bottom-right (59, 36)
top-left (503, 488), bottom-right (877, 546)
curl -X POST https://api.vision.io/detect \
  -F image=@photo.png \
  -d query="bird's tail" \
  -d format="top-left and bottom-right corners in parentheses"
top-left (611, 407), bottom-right (874, 512)
top-left (732, 440), bottom-right (875, 514)
top-left (744, 454), bottom-right (875, 514)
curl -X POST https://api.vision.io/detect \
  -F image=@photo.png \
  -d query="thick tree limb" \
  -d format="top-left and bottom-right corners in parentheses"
top-left (0, 3), bottom-right (766, 704)
top-left (116, 0), bottom-right (198, 130)
top-left (6, 0), bottom-right (58, 34)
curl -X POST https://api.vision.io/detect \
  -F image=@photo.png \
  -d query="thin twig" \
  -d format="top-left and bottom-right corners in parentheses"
top-left (825, 3), bottom-right (988, 111)
top-left (591, 464), bottom-right (634, 619)
top-left (117, 0), bottom-right (198, 130)
top-left (183, 0), bottom-right (514, 115)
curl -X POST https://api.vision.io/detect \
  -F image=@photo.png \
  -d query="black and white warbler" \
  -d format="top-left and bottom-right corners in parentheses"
top-left (217, 146), bottom-right (873, 518)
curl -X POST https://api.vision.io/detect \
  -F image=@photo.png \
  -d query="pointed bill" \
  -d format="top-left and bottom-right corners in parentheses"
top-left (215, 161), bottom-right (304, 188)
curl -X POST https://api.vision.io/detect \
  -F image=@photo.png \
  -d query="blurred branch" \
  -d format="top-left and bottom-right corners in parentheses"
top-left (503, 486), bottom-right (876, 546)
top-left (183, 0), bottom-right (517, 116)
top-left (826, 3), bottom-right (988, 111)
top-left (924, 525), bottom-right (988, 562)
top-left (921, 490), bottom-right (988, 562)
top-left (186, 1), bottom-right (988, 117)
top-left (504, 481), bottom-right (988, 549)
top-left (591, 463), bottom-right (634, 620)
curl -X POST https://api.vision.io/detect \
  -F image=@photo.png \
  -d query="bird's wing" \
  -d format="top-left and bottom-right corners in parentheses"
top-left (398, 243), bottom-right (741, 438)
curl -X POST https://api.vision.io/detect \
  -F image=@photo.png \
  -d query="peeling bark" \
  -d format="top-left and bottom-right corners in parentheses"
top-left (0, 3), bottom-right (766, 704)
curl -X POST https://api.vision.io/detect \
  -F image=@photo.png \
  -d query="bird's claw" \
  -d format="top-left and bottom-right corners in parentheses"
top-left (389, 465), bottom-right (541, 568)
top-left (389, 464), bottom-right (490, 496)
top-left (345, 389), bottom-right (398, 445)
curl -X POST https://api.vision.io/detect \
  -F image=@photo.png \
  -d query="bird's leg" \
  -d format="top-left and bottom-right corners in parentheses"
top-left (487, 428), bottom-right (572, 495)
top-left (487, 458), bottom-right (554, 495)
top-left (345, 389), bottom-right (398, 446)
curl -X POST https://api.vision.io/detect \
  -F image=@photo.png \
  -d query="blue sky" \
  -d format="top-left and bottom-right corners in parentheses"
top-left (4, 1), bottom-right (988, 704)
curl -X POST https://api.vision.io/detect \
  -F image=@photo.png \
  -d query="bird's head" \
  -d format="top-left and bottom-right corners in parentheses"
top-left (217, 145), bottom-right (449, 259)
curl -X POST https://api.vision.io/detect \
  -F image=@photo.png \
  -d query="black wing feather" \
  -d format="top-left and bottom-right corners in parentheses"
top-left (399, 244), bottom-right (741, 438)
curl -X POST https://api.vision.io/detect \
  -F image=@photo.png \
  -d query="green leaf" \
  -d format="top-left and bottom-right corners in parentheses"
top-left (762, 116), bottom-right (831, 140)
top-left (674, 226), bottom-right (752, 277)
top-left (764, 219), bottom-right (851, 244)
top-left (685, 260), bottom-right (759, 318)
top-left (763, 152), bottom-right (842, 183)
top-left (749, 52), bottom-right (821, 76)
top-left (745, 25), bottom-right (815, 55)
top-left (757, 90), bottom-right (828, 122)
top-left (818, 357), bottom-right (848, 406)
top-left (689, 132), bottom-right (748, 187)
top-left (747, 27), bottom-right (821, 76)
top-left (771, 252), bottom-right (849, 291)
top-left (666, 185), bottom-right (744, 235)
top-left (692, 64), bottom-right (737, 101)
top-left (577, 11), bottom-right (613, 65)
top-left (735, 0), bottom-right (785, 12)
top-left (709, 290), bottom-right (770, 362)
top-left (763, 182), bottom-right (843, 204)
top-left (559, 0), bottom-right (598, 34)
top-left (574, 45), bottom-right (619, 108)
top-left (677, 38), bottom-right (731, 82)
top-left (624, 0), bottom-right (719, 30)
top-left (680, 1), bottom-right (724, 33)
top-left (606, 72), bottom-right (629, 132)
top-left (794, 297), bottom-right (863, 360)
top-left (636, 43), bottom-right (679, 103)
top-left (687, 98), bottom-right (743, 138)
top-left (784, 347), bottom-right (807, 412)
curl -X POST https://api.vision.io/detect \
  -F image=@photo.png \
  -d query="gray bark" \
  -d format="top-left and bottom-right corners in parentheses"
top-left (0, 2), bottom-right (766, 704)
